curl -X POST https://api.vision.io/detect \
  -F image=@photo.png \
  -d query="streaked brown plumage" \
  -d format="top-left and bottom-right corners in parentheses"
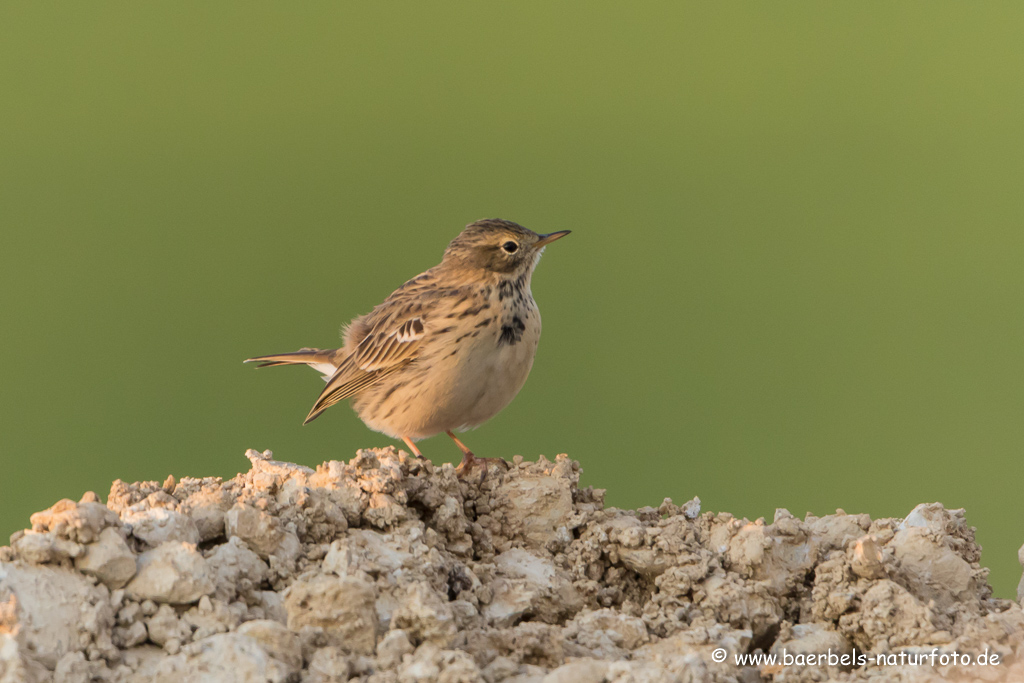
top-left (246, 218), bottom-right (570, 475)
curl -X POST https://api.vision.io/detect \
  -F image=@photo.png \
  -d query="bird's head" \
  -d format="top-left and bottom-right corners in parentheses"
top-left (442, 218), bottom-right (570, 276)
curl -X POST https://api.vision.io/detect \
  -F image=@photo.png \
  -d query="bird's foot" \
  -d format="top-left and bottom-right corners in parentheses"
top-left (455, 451), bottom-right (509, 482)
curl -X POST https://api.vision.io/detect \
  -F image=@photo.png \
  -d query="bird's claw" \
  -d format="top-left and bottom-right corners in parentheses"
top-left (455, 453), bottom-right (509, 482)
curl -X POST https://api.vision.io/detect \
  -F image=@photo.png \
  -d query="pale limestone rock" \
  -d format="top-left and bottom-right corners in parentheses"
top-left (850, 534), bottom-right (886, 580)
top-left (182, 596), bottom-right (241, 640)
top-left (145, 604), bottom-right (191, 648)
top-left (769, 622), bottom-right (854, 680)
top-left (307, 461), bottom-right (365, 526)
top-left (564, 609), bottom-right (649, 657)
top-left (75, 526), bottom-right (137, 588)
top-left (0, 562), bottom-right (113, 669)
top-left (0, 631), bottom-right (49, 683)
top-left (323, 530), bottom-right (413, 578)
top-left (54, 651), bottom-right (114, 682)
top-left (284, 574), bottom-right (378, 654)
top-left (806, 511), bottom-right (872, 553)
top-left (29, 499), bottom-right (120, 545)
top-left (7, 448), bottom-right (1024, 683)
top-left (306, 646), bottom-right (352, 683)
top-left (122, 507), bottom-right (200, 548)
top-left (900, 502), bottom-right (956, 534)
top-left (391, 583), bottom-right (457, 647)
top-left (119, 645), bottom-right (167, 682)
top-left (152, 633), bottom-right (293, 683)
top-left (542, 659), bottom-right (607, 683)
top-left (692, 573), bottom-right (782, 641)
top-left (11, 531), bottom-right (82, 565)
top-left (225, 503), bottom-right (301, 566)
top-left (204, 536), bottom-right (268, 603)
top-left (364, 492), bottom-right (409, 529)
top-left (237, 619), bottom-right (303, 670)
top-left (377, 629), bottom-right (414, 670)
top-left (838, 580), bottom-right (935, 651)
top-left (494, 457), bottom-right (575, 550)
top-left (484, 549), bottom-right (582, 628)
top-left (396, 643), bottom-right (482, 683)
top-left (113, 620), bottom-right (148, 648)
top-left (898, 502), bottom-right (981, 563)
top-left (183, 488), bottom-right (234, 542)
top-left (244, 448), bottom-right (314, 491)
top-left (633, 625), bottom-right (751, 681)
top-left (255, 590), bottom-right (288, 624)
top-left (892, 526), bottom-right (976, 607)
top-left (125, 541), bottom-right (214, 604)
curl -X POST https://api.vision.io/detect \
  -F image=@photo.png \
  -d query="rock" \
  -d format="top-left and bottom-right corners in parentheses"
top-left (255, 590), bottom-right (288, 624)
top-left (224, 504), bottom-right (301, 566)
top-left (119, 645), bottom-right (167, 682)
top-left (122, 507), bottom-right (200, 548)
top-left (306, 646), bottom-right (352, 683)
top-left (29, 499), bottom-right (120, 545)
top-left (204, 536), bottom-right (268, 603)
top-left (182, 488), bottom-right (233, 542)
top-left (892, 527), bottom-right (978, 608)
top-left (542, 659), bottom-right (607, 683)
top-left (11, 531), bottom-right (82, 565)
top-left (396, 643), bottom-right (483, 683)
top-left (391, 583), bottom-right (457, 647)
top-left (850, 534), bottom-right (886, 580)
top-left (75, 526), bottom-right (137, 588)
top-left (125, 542), bottom-right (214, 604)
top-left (152, 633), bottom-right (293, 683)
top-left (145, 604), bottom-right (191, 648)
top-left (323, 529), bottom-right (413, 578)
top-left (54, 651), bottom-right (114, 682)
top-left (900, 502), bottom-right (955, 534)
top-left (770, 622), bottom-right (853, 678)
top-left (114, 620), bottom-right (149, 648)
top-left (284, 574), bottom-right (378, 654)
top-left (237, 619), bottom-right (302, 670)
top-left (377, 629), bottom-right (414, 670)
top-left (839, 580), bottom-right (935, 651)
top-left (182, 596), bottom-right (241, 640)
top-left (493, 457), bottom-right (576, 550)
top-left (0, 631), bottom-right (49, 683)
top-left (485, 548), bottom-right (582, 627)
top-left (307, 462), bottom-right (365, 526)
top-left (2, 447), bottom-right (1024, 683)
top-left (564, 609), bottom-right (648, 658)
top-left (693, 572), bottom-right (782, 642)
top-left (0, 562), bottom-right (113, 669)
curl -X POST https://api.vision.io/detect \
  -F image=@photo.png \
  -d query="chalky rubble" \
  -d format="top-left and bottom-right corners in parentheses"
top-left (1, 448), bottom-right (1022, 682)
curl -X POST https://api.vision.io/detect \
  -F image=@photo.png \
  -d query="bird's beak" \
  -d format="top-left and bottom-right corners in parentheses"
top-left (534, 230), bottom-right (571, 248)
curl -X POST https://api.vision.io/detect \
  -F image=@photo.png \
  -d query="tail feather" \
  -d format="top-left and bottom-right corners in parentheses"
top-left (244, 348), bottom-right (338, 370)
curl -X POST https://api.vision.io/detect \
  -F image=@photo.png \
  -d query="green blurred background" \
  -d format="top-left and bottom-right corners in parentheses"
top-left (2, 3), bottom-right (1023, 595)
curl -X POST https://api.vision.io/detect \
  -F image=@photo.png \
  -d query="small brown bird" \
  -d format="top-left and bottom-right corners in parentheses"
top-left (246, 219), bottom-right (570, 475)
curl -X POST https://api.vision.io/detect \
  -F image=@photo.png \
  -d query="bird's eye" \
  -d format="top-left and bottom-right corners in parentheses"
top-left (502, 241), bottom-right (519, 254)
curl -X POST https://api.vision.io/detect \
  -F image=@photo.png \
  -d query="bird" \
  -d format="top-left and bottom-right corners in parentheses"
top-left (245, 218), bottom-right (570, 476)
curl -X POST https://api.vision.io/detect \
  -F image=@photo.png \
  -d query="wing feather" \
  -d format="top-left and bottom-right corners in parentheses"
top-left (355, 317), bottom-right (424, 371)
top-left (303, 315), bottom-right (426, 423)
top-left (302, 268), bottom-right (474, 424)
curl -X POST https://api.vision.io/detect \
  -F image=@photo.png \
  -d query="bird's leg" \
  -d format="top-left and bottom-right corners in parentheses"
top-left (447, 430), bottom-right (476, 467)
top-left (447, 431), bottom-right (508, 480)
top-left (401, 436), bottom-right (424, 458)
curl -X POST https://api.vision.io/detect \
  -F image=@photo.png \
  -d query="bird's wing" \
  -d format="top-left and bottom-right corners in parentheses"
top-left (303, 308), bottom-right (428, 424)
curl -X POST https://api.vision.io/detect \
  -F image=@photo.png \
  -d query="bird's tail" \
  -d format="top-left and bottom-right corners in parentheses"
top-left (244, 348), bottom-right (338, 376)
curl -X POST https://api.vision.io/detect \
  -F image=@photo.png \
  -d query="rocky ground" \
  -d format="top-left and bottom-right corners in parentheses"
top-left (1, 448), bottom-right (1022, 683)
